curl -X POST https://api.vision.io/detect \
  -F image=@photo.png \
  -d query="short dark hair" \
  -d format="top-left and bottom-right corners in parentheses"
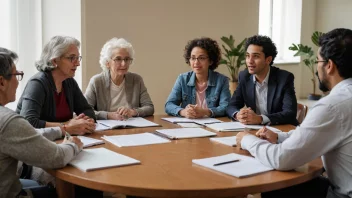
top-left (245, 35), bottom-right (277, 66)
top-left (0, 53), bottom-right (15, 80)
top-left (183, 37), bottom-right (221, 70)
top-left (319, 28), bottom-right (352, 79)
top-left (0, 47), bottom-right (18, 61)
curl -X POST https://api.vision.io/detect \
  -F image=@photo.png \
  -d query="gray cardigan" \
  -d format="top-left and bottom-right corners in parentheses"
top-left (85, 71), bottom-right (154, 119)
top-left (16, 71), bottom-right (96, 128)
top-left (0, 106), bottom-right (80, 198)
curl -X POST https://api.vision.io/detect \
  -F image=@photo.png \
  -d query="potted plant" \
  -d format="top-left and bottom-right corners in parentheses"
top-left (288, 31), bottom-right (324, 100)
top-left (219, 35), bottom-right (247, 94)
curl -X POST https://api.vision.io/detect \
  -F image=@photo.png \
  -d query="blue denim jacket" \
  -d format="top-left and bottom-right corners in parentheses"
top-left (165, 70), bottom-right (230, 117)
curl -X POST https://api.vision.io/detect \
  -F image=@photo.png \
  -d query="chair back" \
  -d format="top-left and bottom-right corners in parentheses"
top-left (297, 103), bottom-right (308, 124)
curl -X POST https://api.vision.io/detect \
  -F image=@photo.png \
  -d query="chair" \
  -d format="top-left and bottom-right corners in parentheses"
top-left (297, 103), bottom-right (308, 124)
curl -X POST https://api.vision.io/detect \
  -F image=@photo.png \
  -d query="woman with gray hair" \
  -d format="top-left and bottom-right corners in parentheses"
top-left (16, 35), bottom-right (95, 134)
top-left (85, 37), bottom-right (154, 120)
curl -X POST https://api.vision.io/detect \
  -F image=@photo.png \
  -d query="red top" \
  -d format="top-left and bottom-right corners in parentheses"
top-left (54, 89), bottom-right (72, 122)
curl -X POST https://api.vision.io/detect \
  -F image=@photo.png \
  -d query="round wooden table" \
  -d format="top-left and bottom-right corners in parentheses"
top-left (48, 116), bottom-right (323, 198)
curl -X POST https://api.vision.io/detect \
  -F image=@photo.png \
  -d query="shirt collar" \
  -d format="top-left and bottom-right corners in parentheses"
top-left (330, 78), bottom-right (352, 95)
top-left (253, 67), bottom-right (270, 85)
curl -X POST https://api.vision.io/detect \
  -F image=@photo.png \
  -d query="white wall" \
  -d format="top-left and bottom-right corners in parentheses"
top-left (41, 0), bottom-right (82, 87)
top-left (82, 0), bottom-right (259, 114)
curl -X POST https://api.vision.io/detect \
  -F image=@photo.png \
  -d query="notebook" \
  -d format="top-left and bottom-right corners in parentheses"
top-left (96, 117), bottom-right (160, 131)
top-left (78, 136), bottom-right (105, 148)
top-left (206, 122), bottom-right (282, 133)
top-left (192, 153), bottom-right (274, 178)
top-left (177, 123), bottom-right (203, 128)
top-left (210, 136), bottom-right (237, 147)
top-left (102, 132), bottom-right (171, 147)
top-left (69, 148), bottom-right (140, 172)
top-left (162, 117), bottom-right (222, 125)
top-left (155, 128), bottom-right (217, 140)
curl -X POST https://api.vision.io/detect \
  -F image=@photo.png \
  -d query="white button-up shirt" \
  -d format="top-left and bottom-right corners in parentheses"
top-left (253, 68), bottom-right (270, 124)
top-left (241, 78), bottom-right (352, 197)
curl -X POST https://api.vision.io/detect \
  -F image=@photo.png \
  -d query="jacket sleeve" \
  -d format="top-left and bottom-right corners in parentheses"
top-left (227, 72), bottom-right (246, 119)
top-left (135, 77), bottom-right (154, 117)
top-left (208, 76), bottom-right (230, 117)
top-left (266, 73), bottom-right (298, 125)
top-left (72, 79), bottom-right (96, 120)
top-left (165, 75), bottom-right (184, 116)
top-left (18, 79), bottom-right (47, 128)
top-left (84, 77), bottom-right (108, 120)
top-left (1, 117), bottom-right (80, 169)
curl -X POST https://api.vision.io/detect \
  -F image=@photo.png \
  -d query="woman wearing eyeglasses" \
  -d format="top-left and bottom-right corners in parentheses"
top-left (16, 36), bottom-right (96, 134)
top-left (165, 37), bottom-right (231, 118)
top-left (84, 37), bottom-right (154, 120)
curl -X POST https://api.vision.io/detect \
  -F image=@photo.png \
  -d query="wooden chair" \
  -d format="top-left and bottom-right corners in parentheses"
top-left (297, 103), bottom-right (308, 124)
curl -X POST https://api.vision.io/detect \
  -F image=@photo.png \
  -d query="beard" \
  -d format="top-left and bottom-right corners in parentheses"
top-left (315, 71), bottom-right (330, 92)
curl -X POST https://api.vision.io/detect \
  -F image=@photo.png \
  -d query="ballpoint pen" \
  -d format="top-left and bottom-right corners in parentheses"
top-left (213, 159), bottom-right (240, 166)
top-left (65, 132), bottom-right (72, 141)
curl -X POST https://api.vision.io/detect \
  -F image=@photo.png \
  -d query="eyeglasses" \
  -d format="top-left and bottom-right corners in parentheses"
top-left (111, 57), bottom-right (133, 65)
top-left (63, 56), bottom-right (82, 63)
top-left (189, 56), bottom-right (209, 63)
top-left (314, 59), bottom-right (327, 64)
top-left (8, 70), bottom-right (24, 81)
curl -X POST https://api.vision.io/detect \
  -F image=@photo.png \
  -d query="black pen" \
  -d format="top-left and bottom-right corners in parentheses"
top-left (213, 159), bottom-right (240, 166)
top-left (98, 122), bottom-right (110, 128)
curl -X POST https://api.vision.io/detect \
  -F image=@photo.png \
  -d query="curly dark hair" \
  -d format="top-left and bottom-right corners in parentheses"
top-left (183, 37), bottom-right (221, 70)
top-left (245, 35), bottom-right (277, 66)
top-left (319, 28), bottom-right (352, 79)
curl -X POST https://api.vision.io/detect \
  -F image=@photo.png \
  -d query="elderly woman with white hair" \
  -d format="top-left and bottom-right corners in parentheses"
top-left (85, 37), bottom-right (154, 120)
top-left (16, 35), bottom-right (96, 134)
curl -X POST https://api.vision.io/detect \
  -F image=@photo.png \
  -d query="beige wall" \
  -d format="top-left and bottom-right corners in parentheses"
top-left (82, 0), bottom-right (259, 114)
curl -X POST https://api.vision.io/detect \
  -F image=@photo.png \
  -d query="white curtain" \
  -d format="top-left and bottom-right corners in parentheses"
top-left (0, 0), bottom-right (42, 110)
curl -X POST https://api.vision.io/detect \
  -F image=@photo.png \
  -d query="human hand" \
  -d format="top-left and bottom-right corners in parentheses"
top-left (236, 131), bottom-right (251, 148)
top-left (117, 107), bottom-right (136, 119)
top-left (237, 108), bottom-right (262, 125)
top-left (256, 127), bottom-right (278, 144)
top-left (66, 118), bottom-right (96, 135)
top-left (107, 112), bottom-right (125, 120)
top-left (62, 136), bottom-right (83, 150)
top-left (180, 105), bottom-right (197, 118)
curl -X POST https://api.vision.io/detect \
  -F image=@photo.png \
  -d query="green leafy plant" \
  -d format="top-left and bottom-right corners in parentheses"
top-left (219, 35), bottom-right (247, 82)
top-left (288, 31), bottom-right (324, 96)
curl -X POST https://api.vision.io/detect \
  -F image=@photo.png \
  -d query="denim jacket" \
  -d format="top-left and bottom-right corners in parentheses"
top-left (165, 70), bottom-right (230, 117)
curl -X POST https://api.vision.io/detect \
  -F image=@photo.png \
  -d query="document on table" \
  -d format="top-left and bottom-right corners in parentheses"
top-left (155, 128), bottom-right (217, 140)
top-left (69, 148), bottom-right (140, 172)
top-left (101, 132), bottom-right (171, 147)
top-left (95, 117), bottom-right (160, 131)
top-left (192, 153), bottom-right (274, 178)
top-left (162, 117), bottom-right (222, 125)
top-left (210, 136), bottom-right (237, 147)
top-left (206, 122), bottom-right (282, 132)
top-left (77, 136), bottom-right (105, 148)
top-left (177, 122), bottom-right (203, 128)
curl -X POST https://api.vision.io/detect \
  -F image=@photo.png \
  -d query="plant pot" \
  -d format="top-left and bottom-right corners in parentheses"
top-left (229, 82), bottom-right (238, 95)
top-left (307, 94), bottom-right (321, 100)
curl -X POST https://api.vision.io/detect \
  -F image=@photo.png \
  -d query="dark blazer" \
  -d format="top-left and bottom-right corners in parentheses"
top-left (16, 71), bottom-right (95, 128)
top-left (227, 66), bottom-right (299, 126)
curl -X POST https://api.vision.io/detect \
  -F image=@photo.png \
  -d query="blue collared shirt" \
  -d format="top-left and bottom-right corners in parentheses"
top-left (165, 70), bottom-right (230, 117)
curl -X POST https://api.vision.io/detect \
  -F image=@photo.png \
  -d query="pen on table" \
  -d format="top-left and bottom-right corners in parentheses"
top-left (65, 132), bottom-right (72, 141)
top-left (213, 159), bottom-right (240, 166)
top-left (98, 122), bottom-right (110, 128)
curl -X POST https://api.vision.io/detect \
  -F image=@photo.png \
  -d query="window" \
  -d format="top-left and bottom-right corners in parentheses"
top-left (259, 0), bottom-right (302, 64)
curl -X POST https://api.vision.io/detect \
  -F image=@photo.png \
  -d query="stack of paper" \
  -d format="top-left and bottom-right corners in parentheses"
top-left (96, 117), bottom-right (160, 131)
top-left (177, 123), bottom-right (203, 128)
top-left (162, 117), bottom-right (222, 125)
top-left (69, 148), bottom-right (140, 172)
top-left (102, 133), bottom-right (170, 147)
top-left (210, 136), bottom-right (237, 147)
top-left (155, 128), bottom-right (216, 140)
top-left (192, 153), bottom-right (274, 178)
top-left (206, 122), bottom-right (282, 132)
top-left (77, 136), bottom-right (105, 148)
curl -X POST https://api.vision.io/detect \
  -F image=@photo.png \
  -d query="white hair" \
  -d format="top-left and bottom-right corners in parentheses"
top-left (35, 36), bottom-right (80, 71)
top-left (99, 38), bottom-right (135, 71)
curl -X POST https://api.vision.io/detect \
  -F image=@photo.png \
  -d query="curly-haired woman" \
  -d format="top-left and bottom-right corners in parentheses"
top-left (165, 37), bottom-right (230, 118)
